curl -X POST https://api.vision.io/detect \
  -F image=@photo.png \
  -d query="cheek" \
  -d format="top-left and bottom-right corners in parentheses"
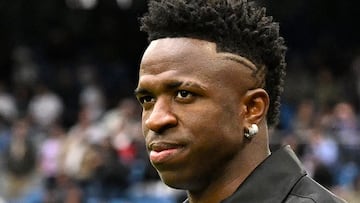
top-left (141, 112), bottom-right (149, 136)
top-left (187, 103), bottom-right (244, 154)
top-left (183, 112), bottom-right (244, 187)
top-left (141, 123), bottom-right (147, 137)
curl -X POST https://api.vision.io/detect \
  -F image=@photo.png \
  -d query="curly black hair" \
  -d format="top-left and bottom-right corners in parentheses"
top-left (140, 0), bottom-right (287, 126)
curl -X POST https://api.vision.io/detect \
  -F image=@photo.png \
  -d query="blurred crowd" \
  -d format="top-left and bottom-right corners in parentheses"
top-left (0, 45), bottom-right (359, 203)
top-left (0, 45), bottom-right (186, 203)
top-left (0, 0), bottom-right (360, 203)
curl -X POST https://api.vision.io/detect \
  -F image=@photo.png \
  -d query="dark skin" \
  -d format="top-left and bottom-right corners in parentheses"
top-left (135, 38), bottom-right (271, 203)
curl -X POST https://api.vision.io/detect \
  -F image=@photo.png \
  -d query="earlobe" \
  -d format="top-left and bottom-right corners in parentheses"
top-left (242, 88), bottom-right (269, 125)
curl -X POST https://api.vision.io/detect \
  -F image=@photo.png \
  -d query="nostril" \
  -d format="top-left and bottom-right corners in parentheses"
top-left (145, 111), bottom-right (178, 133)
top-left (144, 97), bottom-right (178, 133)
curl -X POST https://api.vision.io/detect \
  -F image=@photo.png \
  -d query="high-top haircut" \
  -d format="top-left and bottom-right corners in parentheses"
top-left (140, 0), bottom-right (287, 126)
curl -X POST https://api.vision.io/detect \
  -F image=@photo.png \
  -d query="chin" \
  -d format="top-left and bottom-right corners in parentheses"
top-left (158, 170), bottom-right (201, 191)
top-left (158, 171), bottom-right (189, 190)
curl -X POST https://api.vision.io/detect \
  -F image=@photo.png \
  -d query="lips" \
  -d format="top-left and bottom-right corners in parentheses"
top-left (149, 142), bottom-right (184, 164)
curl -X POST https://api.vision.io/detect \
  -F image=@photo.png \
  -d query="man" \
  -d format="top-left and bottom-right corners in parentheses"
top-left (134, 0), bottom-right (347, 202)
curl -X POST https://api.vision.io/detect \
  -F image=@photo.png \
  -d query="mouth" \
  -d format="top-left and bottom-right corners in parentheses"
top-left (149, 142), bottom-right (185, 164)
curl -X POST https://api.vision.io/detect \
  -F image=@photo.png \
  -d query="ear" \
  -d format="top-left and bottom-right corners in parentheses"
top-left (242, 88), bottom-right (269, 126)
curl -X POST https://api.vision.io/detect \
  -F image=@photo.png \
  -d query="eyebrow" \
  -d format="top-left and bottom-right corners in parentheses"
top-left (134, 87), bottom-right (150, 96)
top-left (134, 80), bottom-right (206, 96)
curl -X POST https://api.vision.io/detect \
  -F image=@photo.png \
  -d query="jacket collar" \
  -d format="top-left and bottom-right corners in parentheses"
top-left (221, 145), bottom-right (307, 203)
top-left (183, 146), bottom-right (307, 203)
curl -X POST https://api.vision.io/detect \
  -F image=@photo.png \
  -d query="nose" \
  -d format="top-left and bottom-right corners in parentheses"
top-left (144, 98), bottom-right (177, 133)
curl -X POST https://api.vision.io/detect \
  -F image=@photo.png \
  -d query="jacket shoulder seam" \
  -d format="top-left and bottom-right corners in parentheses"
top-left (289, 193), bottom-right (317, 203)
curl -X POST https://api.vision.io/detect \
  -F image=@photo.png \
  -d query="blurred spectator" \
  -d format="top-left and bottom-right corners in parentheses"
top-left (79, 83), bottom-right (105, 122)
top-left (42, 172), bottom-right (83, 203)
top-left (59, 106), bottom-right (108, 202)
top-left (303, 128), bottom-right (339, 189)
top-left (86, 137), bottom-right (131, 202)
top-left (28, 83), bottom-right (64, 130)
top-left (291, 99), bottom-right (316, 131)
top-left (3, 118), bottom-right (37, 199)
top-left (78, 65), bottom-right (105, 122)
top-left (0, 123), bottom-right (11, 160)
top-left (39, 124), bottom-right (66, 202)
top-left (102, 98), bottom-right (143, 165)
top-left (60, 106), bottom-right (105, 180)
top-left (0, 82), bottom-right (18, 124)
top-left (332, 102), bottom-right (360, 163)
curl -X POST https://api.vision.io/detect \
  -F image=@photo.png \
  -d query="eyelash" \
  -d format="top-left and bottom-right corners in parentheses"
top-left (138, 90), bottom-right (195, 105)
top-left (138, 95), bottom-right (155, 105)
top-left (176, 90), bottom-right (193, 99)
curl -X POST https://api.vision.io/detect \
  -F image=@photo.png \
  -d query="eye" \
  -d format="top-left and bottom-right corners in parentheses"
top-left (175, 90), bottom-right (195, 102)
top-left (138, 95), bottom-right (155, 105)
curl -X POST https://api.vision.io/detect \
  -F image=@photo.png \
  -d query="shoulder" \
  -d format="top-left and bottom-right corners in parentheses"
top-left (285, 176), bottom-right (347, 203)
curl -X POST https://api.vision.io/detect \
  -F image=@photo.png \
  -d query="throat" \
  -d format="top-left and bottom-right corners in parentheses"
top-left (187, 171), bottom-right (248, 203)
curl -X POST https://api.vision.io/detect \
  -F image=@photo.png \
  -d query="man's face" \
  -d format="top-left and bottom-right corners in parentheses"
top-left (135, 38), bottom-right (256, 191)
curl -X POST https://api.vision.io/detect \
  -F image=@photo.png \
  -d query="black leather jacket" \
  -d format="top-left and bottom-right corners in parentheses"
top-left (184, 146), bottom-right (347, 203)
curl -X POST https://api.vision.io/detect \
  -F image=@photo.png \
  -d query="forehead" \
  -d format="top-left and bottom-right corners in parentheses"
top-left (138, 38), bottom-right (255, 90)
top-left (144, 37), bottom-right (216, 57)
top-left (140, 38), bottom-right (217, 73)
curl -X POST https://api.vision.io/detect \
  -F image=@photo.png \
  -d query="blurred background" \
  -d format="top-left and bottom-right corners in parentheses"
top-left (0, 0), bottom-right (359, 202)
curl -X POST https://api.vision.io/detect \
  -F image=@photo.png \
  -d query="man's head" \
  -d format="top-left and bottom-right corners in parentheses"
top-left (140, 0), bottom-right (287, 126)
top-left (135, 0), bottom-right (287, 196)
